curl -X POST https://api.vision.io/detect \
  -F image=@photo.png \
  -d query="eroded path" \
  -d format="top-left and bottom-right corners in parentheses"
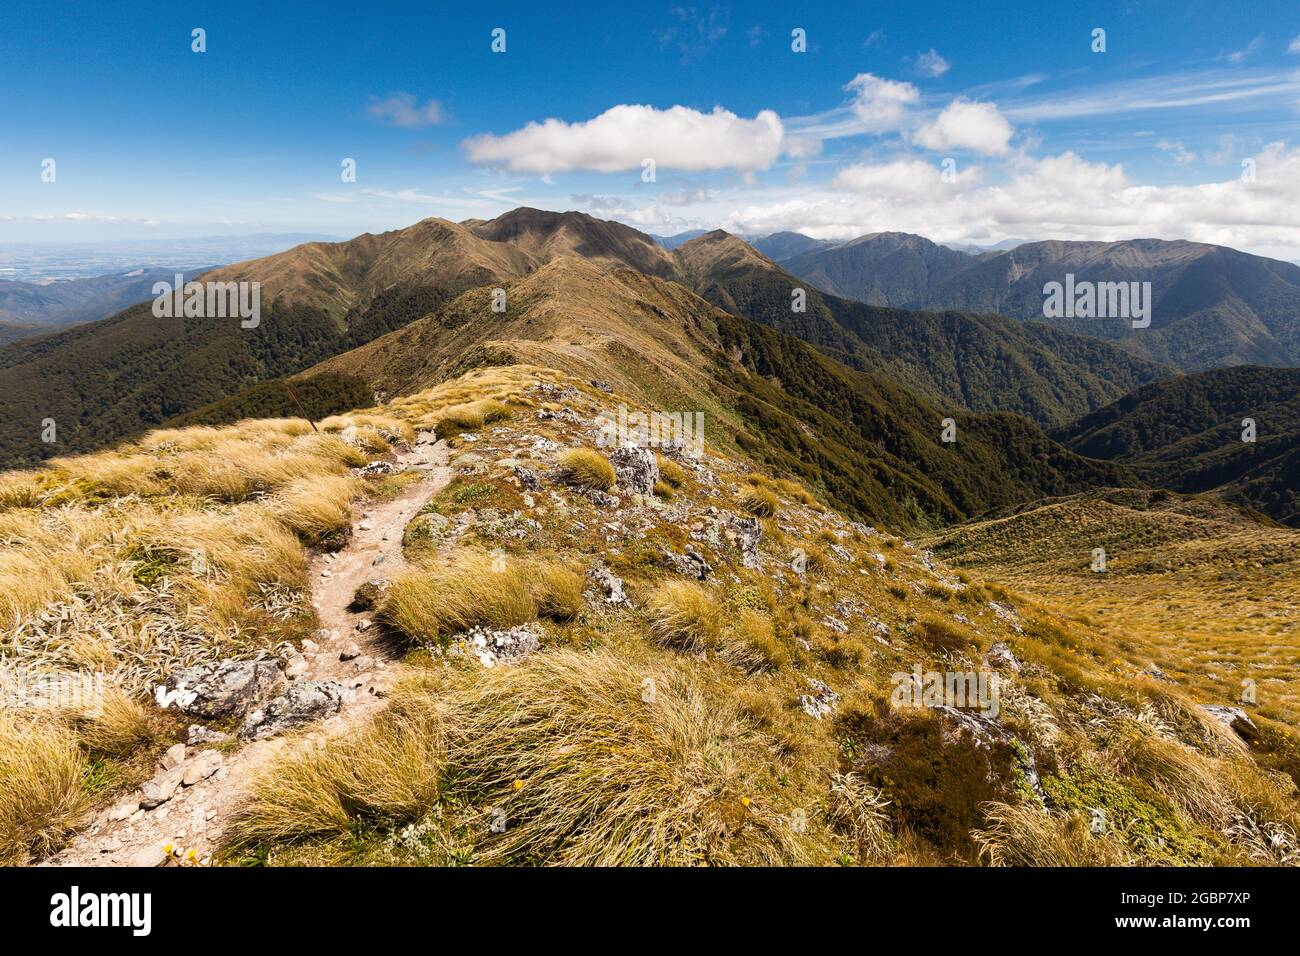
top-left (46, 433), bottom-right (450, 867)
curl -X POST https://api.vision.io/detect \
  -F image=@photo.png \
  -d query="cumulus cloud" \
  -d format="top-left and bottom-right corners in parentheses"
top-left (914, 99), bottom-right (1014, 155)
top-left (843, 73), bottom-right (920, 131)
top-left (914, 49), bottom-right (950, 77)
top-left (715, 144), bottom-right (1300, 257)
top-left (366, 93), bottom-right (445, 128)
top-left (1289, 35), bottom-right (1300, 54)
top-left (462, 104), bottom-right (786, 174)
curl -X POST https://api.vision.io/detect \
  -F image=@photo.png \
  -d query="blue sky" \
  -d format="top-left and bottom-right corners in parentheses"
top-left (3, 0), bottom-right (1299, 256)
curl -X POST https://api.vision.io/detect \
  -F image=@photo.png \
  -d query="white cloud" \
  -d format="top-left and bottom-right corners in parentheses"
top-left (914, 49), bottom-right (950, 78)
top-left (1290, 35), bottom-right (1300, 55)
top-left (832, 159), bottom-right (978, 196)
top-left (462, 104), bottom-right (786, 174)
top-left (366, 93), bottom-right (445, 128)
top-left (713, 143), bottom-right (1300, 257)
top-left (1156, 139), bottom-right (1197, 164)
top-left (843, 73), bottom-right (920, 131)
top-left (914, 99), bottom-right (1014, 155)
top-left (1225, 36), bottom-right (1263, 64)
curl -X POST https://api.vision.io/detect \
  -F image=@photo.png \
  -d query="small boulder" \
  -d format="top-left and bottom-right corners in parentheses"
top-left (181, 750), bottom-right (223, 787)
top-left (186, 724), bottom-right (228, 746)
top-left (139, 766), bottom-right (186, 810)
top-left (155, 659), bottom-right (284, 719)
top-left (609, 445), bottom-right (659, 496)
top-left (160, 743), bottom-right (187, 771)
top-left (239, 680), bottom-right (345, 741)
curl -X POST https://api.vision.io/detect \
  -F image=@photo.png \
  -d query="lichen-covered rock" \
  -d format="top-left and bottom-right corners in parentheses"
top-left (587, 563), bottom-right (630, 606)
top-left (985, 642), bottom-right (1021, 672)
top-left (799, 678), bottom-right (840, 719)
top-left (609, 445), bottom-right (659, 496)
top-left (724, 515), bottom-right (762, 568)
top-left (1201, 705), bottom-right (1259, 742)
top-left (663, 547), bottom-right (711, 580)
top-left (454, 623), bottom-right (542, 667)
top-left (238, 680), bottom-right (344, 741)
top-left (155, 660), bottom-right (284, 719)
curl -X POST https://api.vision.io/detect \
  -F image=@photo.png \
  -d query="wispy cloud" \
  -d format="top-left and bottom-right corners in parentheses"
top-left (913, 49), bottom-right (950, 78)
top-left (365, 93), bottom-right (445, 128)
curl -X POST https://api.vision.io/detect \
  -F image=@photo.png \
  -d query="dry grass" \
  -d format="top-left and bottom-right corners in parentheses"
top-left (647, 580), bottom-right (723, 653)
top-left (826, 772), bottom-right (893, 861)
top-left (270, 475), bottom-right (360, 545)
top-left (556, 448), bottom-right (616, 491)
top-left (529, 563), bottom-right (584, 622)
top-left (973, 802), bottom-right (1136, 866)
top-left (433, 399), bottom-right (511, 439)
top-left (233, 650), bottom-right (811, 865)
top-left (720, 610), bottom-right (789, 672)
top-left (0, 714), bottom-right (88, 865)
top-left (380, 552), bottom-right (537, 643)
top-left (656, 456), bottom-right (686, 488)
top-left (740, 487), bottom-right (779, 518)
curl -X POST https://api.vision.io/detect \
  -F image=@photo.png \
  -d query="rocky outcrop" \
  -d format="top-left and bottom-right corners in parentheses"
top-left (239, 680), bottom-right (344, 741)
top-left (610, 445), bottom-right (658, 496)
top-left (799, 678), bottom-right (840, 719)
top-left (724, 515), bottom-right (762, 568)
top-left (155, 660), bottom-right (284, 719)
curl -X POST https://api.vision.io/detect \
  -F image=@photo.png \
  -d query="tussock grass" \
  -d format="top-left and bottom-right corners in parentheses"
top-left (380, 553), bottom-right (536, 643)
top-left (557, 448), bottom-right (616, 491)
top-left (0, 715), bottom-right (88, 865)
top-left (647, 580), bottom-right (723, 653)
top-left (973, 803), bottom-right (1135, 866)
top-left (529, 563), bottom-right (584, 622)
top-left (75, 688), bottom-right (162, 758)
top-left (235, 651), bottom-right (811, 865)
top-left (740, 488), bottom-right (779, 518)
top-left (720, 610), bottom-right (789, 672)
top-left (826, 772), bottom-right (893, 861)
top-left (434, 399), bottom-right (511, 439)
top-left (270, 475), bottom-right (360, 545)
top-left (656, 456), bottom-right (686, 488)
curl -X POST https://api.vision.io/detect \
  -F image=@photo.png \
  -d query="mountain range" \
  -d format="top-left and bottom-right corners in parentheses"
top-left (774, 231), bottom-right (1300, 372)
top-left (2, 208), bottom-right (1296, 526)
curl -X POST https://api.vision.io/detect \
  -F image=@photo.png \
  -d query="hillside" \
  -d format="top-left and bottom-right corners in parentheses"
top-left (0, 213), bottom-right (676, 468)
top-left (0, 268), bottom-right (185, 346)
top-left (926, 488), bottom-right (1300, 732)
top-left (302, 257), bottom-right (1133, 529)
top-left (3, 367), bottom-right (1296, 868)
top-left (675, 230), bottom-right (1171, 428)
top-left (783, 234), bottom-right (1300, 371)
top-left (1054, 366), bottom-right (1300, 525)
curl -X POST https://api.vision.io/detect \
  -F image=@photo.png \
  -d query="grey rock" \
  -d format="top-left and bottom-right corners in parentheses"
top-left (985, 642), bottom-right (1021, 672)
top-left (181, 750), bottom-right (223, 787)
top-left (798, 679), bottom-right (840, 720)
top-left (513, 465), bottom-right (542, 491)
top-left (725, 515), bottom-right (762, 568)
top-left (239, 680), bottom-right (344, 741)
top-left (160, 743), bottom-right (187, 771)
top-left (1201, 705), bottom-right (1259, 742)
top-left (663, 546), bottom-right (712, 580)
top-left (155, 659), bottom-right (284, 719)
top-left (139, 766), bottom-right (185, 809)
top-left (588, 564), bottom-right (630, 606)
top-left (186, 724), bottom-right (228, 746)
top-left (609, 445), bottom-right (659, 496)
top-left (339, 642), bottom-right (361, 661)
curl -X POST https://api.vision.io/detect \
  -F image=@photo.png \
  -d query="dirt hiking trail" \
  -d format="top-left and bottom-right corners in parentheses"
top-left (46, 433), bottom-right (450, 867)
